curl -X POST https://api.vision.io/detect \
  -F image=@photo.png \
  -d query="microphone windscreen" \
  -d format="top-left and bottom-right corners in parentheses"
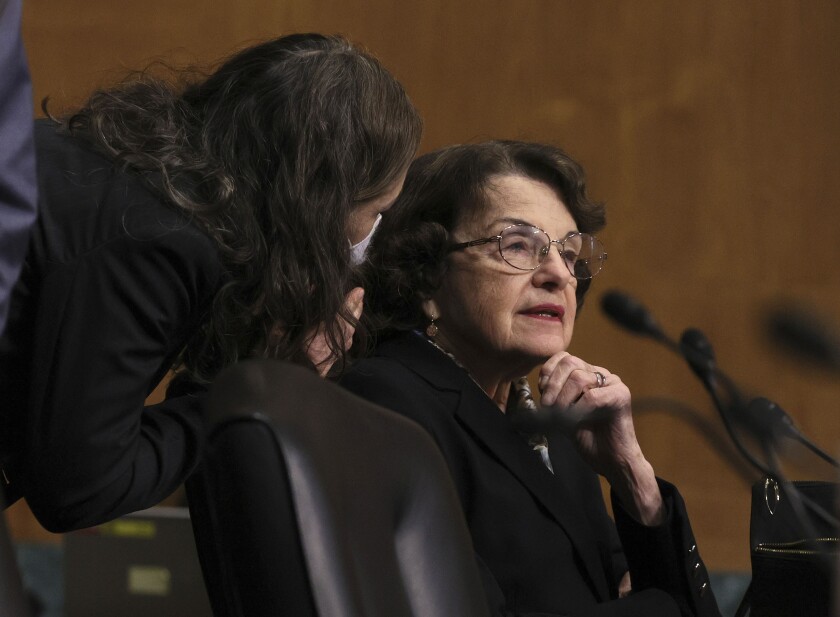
top-left (600, 290), bottom-right (665, 340)
top-left (679, 328), bottom-right (715, 362)
top-left (678, 328), bottom-right (717, 383)
top-left (766, 305), bottom-right (840, 372)
top-left (742, 396), bottom-right (798, 440)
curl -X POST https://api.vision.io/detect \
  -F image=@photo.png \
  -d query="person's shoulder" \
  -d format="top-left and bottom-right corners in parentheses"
top-left (344, 332), bottom-right (447, 390)
top-left (34, 119), bottom-right (149, 234)
top-left (34, 119), bottom-right (107, 173)
top-left (33, 120), bottom-right (217, 270)
top-left (342, 351), bottom-right (420, 395)
top-left (341, 335), bottom-right (461, 426)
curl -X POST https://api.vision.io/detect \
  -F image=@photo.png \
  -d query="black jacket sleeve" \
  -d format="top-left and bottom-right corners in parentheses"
top-left (10, 127), bottom-right (224, 531)
top-left (22, 218), bottom-right (220, 531)
top-left (611, 482), bottom-right (721, 617)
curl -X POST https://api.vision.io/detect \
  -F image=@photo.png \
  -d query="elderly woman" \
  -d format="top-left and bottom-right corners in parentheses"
top-left (341, 141), bottom-right (721, 617)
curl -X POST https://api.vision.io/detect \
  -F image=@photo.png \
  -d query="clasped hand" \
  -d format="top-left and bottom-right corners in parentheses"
top-left (538, 351), bottom-right (664, 526)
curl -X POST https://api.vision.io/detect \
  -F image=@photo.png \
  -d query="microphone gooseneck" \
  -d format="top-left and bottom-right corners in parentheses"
top-left (600, 289), bottom-right (839, 546)
top-left (675, 326), bottom-right (770, 476)
top-left (600, 289), bottom-right (839, 473)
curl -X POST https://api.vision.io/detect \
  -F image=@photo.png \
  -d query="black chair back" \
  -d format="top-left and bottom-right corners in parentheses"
top-left (187, 359), bottom-right (489, 617)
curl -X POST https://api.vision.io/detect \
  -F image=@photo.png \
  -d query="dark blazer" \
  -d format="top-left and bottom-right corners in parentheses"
top-left (341, 331), bottom-right (721, 617)
top-left (0, 0), bottom-right (38, 335)
top-left (0, 121), bottom-right (223, 531)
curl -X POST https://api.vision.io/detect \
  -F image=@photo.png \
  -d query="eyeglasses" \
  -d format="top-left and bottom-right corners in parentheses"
top-left (449, 224), bottom-right (607, 280)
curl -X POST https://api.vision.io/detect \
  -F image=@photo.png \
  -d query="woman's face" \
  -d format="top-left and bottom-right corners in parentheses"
top-left (430, 174), bottom-right (580, 382)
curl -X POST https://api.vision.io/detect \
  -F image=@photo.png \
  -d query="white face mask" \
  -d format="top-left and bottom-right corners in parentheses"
top-left (349, 213), bottom-right (382, 265)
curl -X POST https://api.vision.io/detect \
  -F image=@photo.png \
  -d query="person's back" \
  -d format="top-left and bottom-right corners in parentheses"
top-left (0, 33), bottom-right (421, 532)
top-left (0, 120), bottom-right (221, 529)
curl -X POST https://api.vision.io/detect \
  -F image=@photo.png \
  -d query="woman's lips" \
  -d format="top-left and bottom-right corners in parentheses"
top-left (520, 304), bottom-right (565, 321)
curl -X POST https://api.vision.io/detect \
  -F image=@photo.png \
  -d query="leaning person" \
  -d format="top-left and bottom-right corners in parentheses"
top-left (0, 33), bottom-right (421, 531)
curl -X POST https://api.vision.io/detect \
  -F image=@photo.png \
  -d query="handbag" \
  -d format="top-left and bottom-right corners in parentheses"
top-left (736, 476), bottom-right (838, 617)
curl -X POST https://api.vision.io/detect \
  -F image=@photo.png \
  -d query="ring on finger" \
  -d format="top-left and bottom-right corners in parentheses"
top-left (593, 371), bottom-right (606, 388)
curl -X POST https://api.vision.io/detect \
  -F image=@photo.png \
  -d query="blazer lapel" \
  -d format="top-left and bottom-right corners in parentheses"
top-left (378, 333), bottom-right (612, 601)
top-left (453, 388), bottom-right (611, 601)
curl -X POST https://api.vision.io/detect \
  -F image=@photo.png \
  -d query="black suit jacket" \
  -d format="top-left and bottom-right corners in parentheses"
top-left (341, 331), bottom-right (721, 617)
top-left (0, 121), bottom-right (223, 530)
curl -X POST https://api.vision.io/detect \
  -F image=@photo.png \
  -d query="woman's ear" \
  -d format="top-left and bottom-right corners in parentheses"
top-left (421, 297), bottom-right (440, 321)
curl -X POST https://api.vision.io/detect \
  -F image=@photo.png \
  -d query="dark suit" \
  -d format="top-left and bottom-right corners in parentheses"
top-left (0, 0), bottom-right (38, 335)
top-left (0, 121), bottom-right (223, 531)
top-left (341, 331), bottom-right (721, 617)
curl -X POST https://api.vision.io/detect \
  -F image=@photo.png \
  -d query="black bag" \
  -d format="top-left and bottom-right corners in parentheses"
top-left (736, 477), bottom-right (838, 617)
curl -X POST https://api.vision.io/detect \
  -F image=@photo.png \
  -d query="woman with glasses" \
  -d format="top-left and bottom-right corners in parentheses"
top-left (342, 141), bottom-right (720, 617)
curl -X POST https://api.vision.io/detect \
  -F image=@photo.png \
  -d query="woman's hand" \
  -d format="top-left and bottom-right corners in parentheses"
top-left (537, 352), bottom-right (664, 526)
top-left (305, 287), bottom-right (365, 377)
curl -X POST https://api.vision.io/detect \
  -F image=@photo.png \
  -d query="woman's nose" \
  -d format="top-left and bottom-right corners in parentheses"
top-left (532, 242), bottom-right (573, 287)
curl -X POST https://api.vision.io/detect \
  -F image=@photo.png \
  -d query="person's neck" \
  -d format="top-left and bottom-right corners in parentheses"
top-left (426, 333), bottom-right (516, 412)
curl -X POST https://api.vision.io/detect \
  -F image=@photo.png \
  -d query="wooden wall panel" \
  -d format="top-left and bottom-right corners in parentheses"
top-left (18, 0), bottom-right (840, 571)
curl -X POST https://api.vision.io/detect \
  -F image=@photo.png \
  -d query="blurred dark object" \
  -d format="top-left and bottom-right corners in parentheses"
top-left (765, 302), bottom-right (840, 374)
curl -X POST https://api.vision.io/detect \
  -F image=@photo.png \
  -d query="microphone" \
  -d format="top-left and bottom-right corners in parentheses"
top-left (678, 328), bottom-right (717, 382)
top-left (601, 289), bottom-right (840, 470)
top-left (677, 326), bottom-right (748, 412)
top-left (765, 304), bottom-right (840, 373)
top-left (601, 290), bottom-right (840, 545)
top-left (600, 290), bottom-right (669, 343)
top-left (599, 289), bottom-right (773, 476)
top-left (679, 329), bottom-right (790, 444)
top-left (599, 291), bottom-right (721, 377)
top-left (676, 326), bottom-right (778, 473)
top-left (600, 291), bottom-right (723, 391)
top-left (745, 397), bottom-right (798, 441)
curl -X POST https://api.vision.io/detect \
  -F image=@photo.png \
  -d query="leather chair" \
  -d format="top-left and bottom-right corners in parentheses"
top-left (186, 359), bottom-right (489, 617)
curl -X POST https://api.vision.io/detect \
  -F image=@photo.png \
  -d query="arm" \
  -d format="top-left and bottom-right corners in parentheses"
top-left (0, 0), bottom-right (38, 335)
top-left (539, 353), bottom-right (721, 617)
top-left (538, 352), bottom-right (662, 525)
top-left (610, 480), bottom-right (721, 617)
top-left (23, 217), bottom-right (221, 531)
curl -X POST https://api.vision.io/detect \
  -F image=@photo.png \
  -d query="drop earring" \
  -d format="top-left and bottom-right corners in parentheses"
top-left (426, 314), bottom-right (439, 338)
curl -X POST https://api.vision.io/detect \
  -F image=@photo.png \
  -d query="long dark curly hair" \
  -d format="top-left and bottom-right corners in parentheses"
top-left (58, 33), bottom-right (422, 380)
top-left (357, 140), bottom-right (605, 350)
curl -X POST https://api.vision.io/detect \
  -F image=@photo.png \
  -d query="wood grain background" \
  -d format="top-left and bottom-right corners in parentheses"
top-left (16, 0), bottom-right (840, 571)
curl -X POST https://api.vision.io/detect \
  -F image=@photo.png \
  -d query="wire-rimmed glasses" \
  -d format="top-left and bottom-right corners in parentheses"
top-left (449, 224), bottom-right (607, 280)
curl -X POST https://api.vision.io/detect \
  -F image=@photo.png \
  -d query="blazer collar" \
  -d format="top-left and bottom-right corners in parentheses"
top-left (376, 332), bottom-right (611, 601)
top-left (375, 330), bottom-right (471, 392)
